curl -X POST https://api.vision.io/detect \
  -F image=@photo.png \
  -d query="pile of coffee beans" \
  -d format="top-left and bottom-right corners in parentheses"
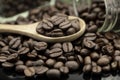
top-left (0, 0), bottom-right (120, 80)
top-left (0, 0), bottom-right (49, 17)
top-left (36, 14), bottom-right (80, 37)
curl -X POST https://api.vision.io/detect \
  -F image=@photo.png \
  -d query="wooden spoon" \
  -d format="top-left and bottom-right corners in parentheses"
top-left (0, 16), bottom-right (86, 42)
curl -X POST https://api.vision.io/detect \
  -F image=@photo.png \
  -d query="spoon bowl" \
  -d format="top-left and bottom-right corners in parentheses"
top-left (0, 16), bottom-right (86, 42)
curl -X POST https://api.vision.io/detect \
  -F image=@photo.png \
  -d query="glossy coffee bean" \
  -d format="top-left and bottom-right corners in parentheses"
top-left (46, 59), bottom-right (56, 67)
top-left (34, 42), bottom-right (47, 51)
top-left (62, 42), bottom-right (73, 53)
top-left (24, 67), bottom-right (35, 77)
top-left (60, 66), bottom-right (69, 74)
top-left (35, 66), bottom-right (48, 75)
top-left (46, 69), bottom-right (61, 79)
top-left (65, 61), bottom-right (79, 71)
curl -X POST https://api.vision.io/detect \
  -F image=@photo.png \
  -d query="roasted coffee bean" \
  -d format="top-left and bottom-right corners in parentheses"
top-left (0, 56), bottom-right (7, 62)
top-left (76, 55), bottom-right (83, 64)
top-left (87, 25), bottom-right (97, 32)
top-left (84, 33), bottom-right (97, 41)
top-left (27, 50), bottom-right (37, 58)
top-left (111, 61), bottom-right (118, 70)
top-left (35, 66), bottom-right (48, 75)
top-left (57, 56), bottom-right (67, 62)
top-left (104, 32), bottom-right (116, 40)
top-left (46, 59), bottom-right (56, 67)
top-left (83, 38), bottom-right (96, 48)
top-left (118, 61), bottom-right (120, 70)
top-left (7, 53), bottom-right (18, 62)
top-left (80, 48), bottom-right (90, 56)
top-left (114, 50), bottom-right (120, 56)
top-left (92, 66), bottom-right (102, 74)
top-left (42, 19), bottom-right (53, 30)
top-left (49, 29), bottom-right (64, 37)
top-left (15, 60), bottom-right (24, 65)
top-left (90, 52), bottom-right (100, 61)
top-left (0, 41), bottom-right (6, 47)
top-left (18, 47), bottom-right (29, 55)
top-left (60, 66), bottom-right (69, 74)
top-left (2, 62), bottom-right (14, 68)
top-left (16, 65), bottom-right (27, 73)
top-left (102, 65), bottom-right (111, 72)
top-left (65, 61), bottom-right (79, 71)
top-left (38, 55), bottom-right (47, 61)
top-left (48, 48), bottom-right (63, 58)
top-left (46, 69), bottom-right (61, 79)
top-left (59, 20), bottom-right (71, 30)
top-left (92, 61), bottom-right (97, 67)
top-left (71, 19), bottom-right (80, 32)
top-left (51, 43), bottom-right (62, 49)
top-left (26, 61), bottom-right (34, 67)
top-left (66, 27), bottom-right (76, 35)
top-left (9, 37), bottom-right (21, 49)
top-left (114, 56), bottom-right (120, 62)
top-left (97, 57), bottom-right (110, 66)
top-left (67, 56), bottom-right (75, 61)
top-left (33, 60), bottom-right (44, 66)
top-left (54, 62), bottom-right (64, 69)
top-left (95, 38), bottom-right (109, 46)
top-left (83, 64), bottom-right (92, 73)
top-left (62, 42), bottom-right (73, 53)
top-left (84, 56), bottom-right (92, 65)
top-left (114, 39), bottom-right (120, 49)
top-left (102, 44), bottom-right (114, 55)
top-left (53, 16), bottom-right (67, 25)
top-left (34, 42), bottom-right (47, 51)
top-left (74, 46), bottom-right (81, 53)
top-left (24, 67), bottom-right (35, 77)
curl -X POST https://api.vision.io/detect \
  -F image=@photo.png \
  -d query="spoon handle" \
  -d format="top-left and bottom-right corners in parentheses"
top-left (0, 23), bottom-right (38, 35)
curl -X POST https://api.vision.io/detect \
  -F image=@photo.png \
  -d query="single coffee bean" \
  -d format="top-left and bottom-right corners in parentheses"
top-left (33, 60), bottom-right (44, 66)
top-left (46, 69), bottom-right (61, 79)
top-left (84, 56), bottom-right (92, 65)
top-left (35, 66), bottom-right (48, 75)
top-left (114, 50), bottom-right (120, 56)
top-left (24, 67), bottom-right (35, 77)
top-left (102, 65), bottom-right (111, 72)
top-left (60, 66), bottom-right (69, 74)
top-left (76, 55), bottom-right (83, 64)
top-left (102, 44), bottom-right (114, 55)
top-left (83, 64), bottom-right (92, 73)
top-left (57, 56), bottom-right (67, 62)
top-left (54, 62), bottom-right (64, 69)
top-left (0, 56), bottom-right (7, 62)
top-left (67, 56), bottom-right (75, 61)
top-left (92, 61), bottom-right (97, 67)
top-left (84, 33), bottom-right (97, 41)
top-left (114, 39), bottom-right (120, 49)
top-left (66, 27), bottom-right (76, 35)
top-left (48, 29), bottom-right (64, 37)
top-left (38, 55), bottom-right (47, 61)
top-left (74, 46), bottom-right (81, 53)
top-left (9, 37), bottom-right (21, 49)
top-left (114, 56), bottom-right (120, 62)
top-left (87, 25), bottom-right (97, 32)
top-left (0, 41), bottom-right (6, 47)
top-left (62, 42), bottom-right (73, 53)
top-left (42, 19), bottom-right (53, 30)
top-left (53, 16), bottom-right (67, 25)
top-left (2, 62), bottom-right (14, 68)
top-left (97, 57), bottom-right (110, 66)
top-left (83, 38), bottom-right (96, 48)
top-left (7, 53), bottom-right (18, 62)
top-left (71, 19), bottom-right (80, 31)
top-left (34, 42), bottom-right (47, 51)
top-left (16, 65), bottom-right (27, 73)
top-left (18, 47), bottom-right (29, 55)
top-left (59, 20), bottom-right (71, 30)
top-left (15, 60), bottom-right (24, 65)
top-left (111, 61), bottom-right (117, 70)
top-left (92, 65), bottom-right (102, 74)
top-left (26, 61), bottom-right (34, 67)
top-left (80, 48), bottom-right (90, 56)
top-left (104, 32), bottom-right (116, 40)
top-left (27, 51), bottom-right (37, 59)
top-left (65, 61), bottom-right (79, 71)
top-left (49, 48), bottom-right (63, 58)
top-left (90, 52), bottom-right (100, 61)
top-left (51, 43), bottom-right (62, 49)
top-left (46, 59), bottom-right (56, 67)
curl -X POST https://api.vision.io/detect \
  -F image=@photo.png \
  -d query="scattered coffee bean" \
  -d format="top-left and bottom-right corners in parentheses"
top-left (97, 57), bottom-right (110, 66)
top-left (46, 69), bottom-right (61, 79)
top-left (24, 67), bottom-right (35, 77)
top-left (46, 59), bottom-right (56, 67)
top-left (34, 42), bottom-right (47, 51)
top-left (35, 66), bottom-right (48, 75)
top-left (54, 62), bottom-right (64, 69)
top-left (65, 61), bottom-right (79, 71)
top-left (62, 42), bottom-right (73, 53)
top-left (16, 65), bottom-right (27, 73)
top-left (92, 66), bottom-right (102, 74)
top-left (83, 64), bottom-right (92, 73)
top-left (60, 66), bottom-right (69, 74)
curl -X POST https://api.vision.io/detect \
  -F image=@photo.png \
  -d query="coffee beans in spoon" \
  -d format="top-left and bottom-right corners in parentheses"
top-left (36, 14), bottom-right (80, 37)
